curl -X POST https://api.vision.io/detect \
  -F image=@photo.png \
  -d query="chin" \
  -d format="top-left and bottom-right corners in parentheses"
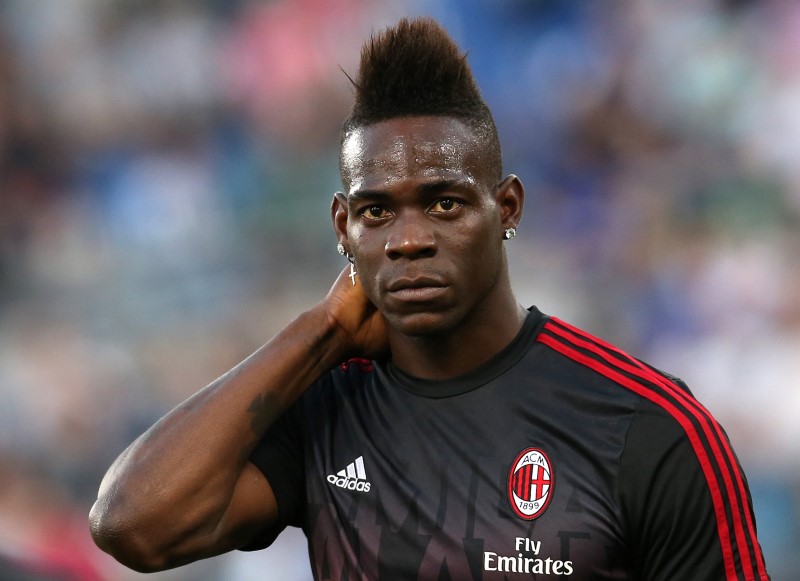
top-left (385, 309), bottom-right (458, 338)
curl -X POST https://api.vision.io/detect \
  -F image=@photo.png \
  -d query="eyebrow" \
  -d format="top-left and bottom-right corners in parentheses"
top-left (348, 179), bottom-right (471, 201)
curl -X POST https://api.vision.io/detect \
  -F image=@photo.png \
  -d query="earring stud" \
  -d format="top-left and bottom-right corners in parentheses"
top-left (337, 243), bottom-right (346, 256)
top-left (503, 227), bottom-right (517, 240)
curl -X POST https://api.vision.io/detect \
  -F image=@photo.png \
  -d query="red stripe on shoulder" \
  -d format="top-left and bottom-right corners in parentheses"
top-left (537, 318), bottom-right (767, 581)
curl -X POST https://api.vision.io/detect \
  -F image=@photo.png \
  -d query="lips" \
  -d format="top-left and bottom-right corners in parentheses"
top-left (386, 275), bottom-right (449, 302)
top-left (387, 275), bottom-right (447, 292)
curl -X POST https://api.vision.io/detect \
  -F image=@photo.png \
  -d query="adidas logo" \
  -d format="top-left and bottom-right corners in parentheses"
top-left (327, 456), bottom-right (372, 493)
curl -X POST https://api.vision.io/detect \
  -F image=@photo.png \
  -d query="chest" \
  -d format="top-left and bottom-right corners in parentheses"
top-left (301, 368), bottom-right (638, 580)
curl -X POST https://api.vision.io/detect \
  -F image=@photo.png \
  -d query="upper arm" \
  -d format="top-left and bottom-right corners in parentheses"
top-left (211, 461), bottom-right (282, 553)
top-left (203, 389), bottom-right (312, 556)
top-left (151, 462), bottom-right (282, 569)
top-left (89, 460), bottom-right (282, 573)
top-left (619, 401), bottom-right (769, 581)
top-left (619, 405), bottom-right (719, 579)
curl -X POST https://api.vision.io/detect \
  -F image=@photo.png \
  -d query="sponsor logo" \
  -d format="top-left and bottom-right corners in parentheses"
top-left (484, 537), bottom-right (573, 576)
top-left (327, 455), bottom-right (371, 493)
top-left (507, 447), bottom-right (554, 520)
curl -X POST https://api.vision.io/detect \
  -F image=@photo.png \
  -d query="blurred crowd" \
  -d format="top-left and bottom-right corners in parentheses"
top-left (0, 0), bottom-right (798, 579)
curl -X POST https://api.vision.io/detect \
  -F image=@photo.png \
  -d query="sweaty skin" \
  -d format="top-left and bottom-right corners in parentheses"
top-left (89, 115), bottom-right (525, 571)
top-left (88, 267), bottom-right (385, 571)
top-left (335, 116), bottom-right (526, 378)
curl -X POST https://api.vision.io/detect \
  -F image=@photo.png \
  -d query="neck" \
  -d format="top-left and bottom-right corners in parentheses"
top-left (388, 286), bottom-right (527, 380)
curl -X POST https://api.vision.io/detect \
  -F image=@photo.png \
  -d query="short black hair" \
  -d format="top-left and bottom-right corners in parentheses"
top-left (340, 17), bottom-right (501, 184)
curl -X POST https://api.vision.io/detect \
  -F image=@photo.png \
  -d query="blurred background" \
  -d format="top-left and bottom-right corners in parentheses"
top-left (0, 0), bottom-right (798, 579)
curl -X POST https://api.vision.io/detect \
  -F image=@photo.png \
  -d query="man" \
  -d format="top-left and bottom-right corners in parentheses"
top-left (90, 17), bottom-right (770, 580)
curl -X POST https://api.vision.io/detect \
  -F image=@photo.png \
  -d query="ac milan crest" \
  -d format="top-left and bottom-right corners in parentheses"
top-left (507, 447), bottom-right (554, 520)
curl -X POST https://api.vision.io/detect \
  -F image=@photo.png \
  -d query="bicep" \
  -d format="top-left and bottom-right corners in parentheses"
top-left (621, 416), bottom-right (717, 579)
top-left (212, 461), bottom-right (282, 552)
top-left (215, 392), bottom-right (311, 554)
top-left (131, 462), bottom-right (281, 570)
top-left (619, 401), bottom-right (767, 581)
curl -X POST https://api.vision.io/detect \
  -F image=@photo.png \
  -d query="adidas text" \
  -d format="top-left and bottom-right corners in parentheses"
top-left (327, 456), bottom-right (371, 493)
top-left (327, 475), bottom-right (371, 492)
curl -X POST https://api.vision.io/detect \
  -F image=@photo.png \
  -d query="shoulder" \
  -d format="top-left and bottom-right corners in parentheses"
top-left (534, 316), bottom-right (735, 482)
top-left (533, 315), bottom-right (776, 581)
top-left (294, 357), bottom-right (379, 410)
top-left (534, 315), bottom-right (693, 404)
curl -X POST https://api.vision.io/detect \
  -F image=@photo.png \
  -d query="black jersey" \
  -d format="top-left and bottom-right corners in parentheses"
top-left (246, 308), bottom-right (769, 580)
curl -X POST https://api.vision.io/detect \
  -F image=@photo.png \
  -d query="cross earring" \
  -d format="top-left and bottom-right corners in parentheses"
top-left (337, 243), bottom-right (357, 285)
top-left (348, 262), bottom-right (357, 286)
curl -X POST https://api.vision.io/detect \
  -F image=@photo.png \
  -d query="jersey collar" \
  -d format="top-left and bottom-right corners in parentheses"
top-left (374, 306), bottom-right (548, 398)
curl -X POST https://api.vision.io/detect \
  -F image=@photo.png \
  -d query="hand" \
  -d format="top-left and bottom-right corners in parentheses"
top-left (323, 265), bottom-right (389, 361)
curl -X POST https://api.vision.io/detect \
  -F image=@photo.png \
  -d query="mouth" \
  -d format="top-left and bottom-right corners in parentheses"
top-left (386, 276), bottom-right (449, 302)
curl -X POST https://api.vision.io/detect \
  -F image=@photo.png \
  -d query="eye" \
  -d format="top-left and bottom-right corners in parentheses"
top-left (360, 205), bottom-right (389, 220)
top-left (429, 198), bottom-right (463, 213)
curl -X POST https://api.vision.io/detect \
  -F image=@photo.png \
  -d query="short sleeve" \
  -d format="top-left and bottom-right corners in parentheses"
top-left (239, 392), bottom-right (308, 551)
top-left (618, 398), bottom-right (769, 580)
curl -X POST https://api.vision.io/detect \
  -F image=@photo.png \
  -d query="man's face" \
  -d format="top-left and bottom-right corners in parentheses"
top-left (336, 116), bottom-right (512, 337)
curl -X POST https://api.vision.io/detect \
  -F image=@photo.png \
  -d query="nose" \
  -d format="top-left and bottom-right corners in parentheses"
top-left (385, 213), bottom-right (437, 260)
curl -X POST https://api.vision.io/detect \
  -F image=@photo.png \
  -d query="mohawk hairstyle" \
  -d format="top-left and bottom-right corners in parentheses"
top-left (340, 17), bottom-right (502, 183)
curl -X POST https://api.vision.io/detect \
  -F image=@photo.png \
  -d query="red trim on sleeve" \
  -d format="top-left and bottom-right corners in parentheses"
top-left (537, 317), bottom-right (768, 581)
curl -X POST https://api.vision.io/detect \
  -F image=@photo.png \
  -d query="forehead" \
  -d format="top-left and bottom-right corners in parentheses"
top-left (341, 116), bottom-right (485, 194)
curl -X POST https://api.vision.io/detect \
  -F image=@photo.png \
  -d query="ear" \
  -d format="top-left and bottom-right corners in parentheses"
top-left (495, 174), bottom-right (525, 231)
top-left (331, 192), bottom-right (350, 248)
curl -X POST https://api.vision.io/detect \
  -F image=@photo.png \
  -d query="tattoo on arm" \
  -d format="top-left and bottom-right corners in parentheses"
top-left (247, 392), bottom-right (279, 436)
top-left (239, 392), bottom-right (279, 461)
